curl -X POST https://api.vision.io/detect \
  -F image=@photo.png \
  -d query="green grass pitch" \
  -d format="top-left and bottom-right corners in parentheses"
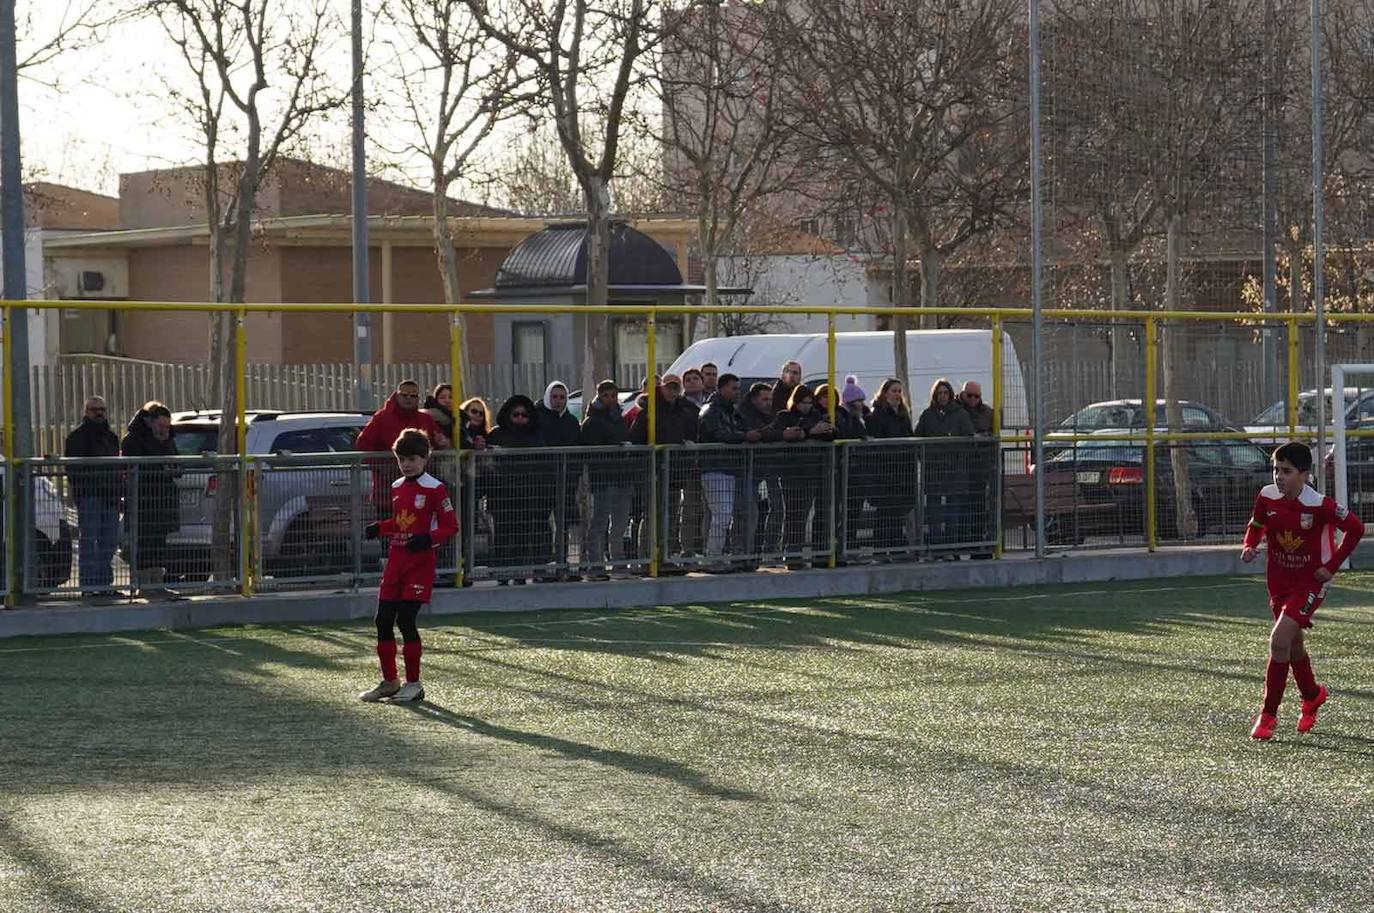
top-left (3, 574), bottom-right (1374, 912)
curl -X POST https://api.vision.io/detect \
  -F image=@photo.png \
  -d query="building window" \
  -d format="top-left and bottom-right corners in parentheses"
top-left (512, 321), bottom-right (547, 364)
top-left (613, 318), bottom-right (684, 381)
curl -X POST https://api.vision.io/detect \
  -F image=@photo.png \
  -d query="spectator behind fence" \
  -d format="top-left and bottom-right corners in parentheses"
top-left (459, 397), bottom-right (491, 450)
top-left (864, 379), bottom-right (915, 553)
top-left (697, 373), bottom-right (757, 567)
top-left (579, 380), bottom-right (633, 580)
top-left (915, 378), bottom-right (975, 556)
top-left (538, 382), bottom-right (582, 580)
top-left (771, 361), bottom-right (803, 414)
top-left (960, 381), bottom-right (996, 559)
top-left (815, 383), bottom-right (866, 563)
top-left (682, 367), bottom-right (707, 407)
top-left (700, 362), bottom-right (719, 399)
top-left (842, 375), bottom-right (870, 424)
top-left (65, 396), bottom-right (121, 593)
top-left (774, 384), bottom-right (836, 568)
top-left (422, 384), bottom-right (463, 449)
top-left (486, 394), bottom-right (547, 583)
top-left (630, 373), bottom-right (701, 562)
top-left (739, 382), bottom-right (784, 558)
top-left (357, 381), bottom-right (446, 512)
top-left (120, 401), bottom-right (180, 590)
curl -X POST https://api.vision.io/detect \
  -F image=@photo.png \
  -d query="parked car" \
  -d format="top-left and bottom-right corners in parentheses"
top-left (1036, 433), bottom-right (1272, 542)
top-left (1248, 387), bottom-right (1374, 441)
top-left (1058, 399), bottom-right (1237, 432)
top-left (23, 472), bottom-right (74, 589)
top-left (168, 410), bottom-right (379, 579)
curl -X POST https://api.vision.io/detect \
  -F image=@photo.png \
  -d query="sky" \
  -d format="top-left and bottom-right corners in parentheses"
top-left (20, 1), bottom-right (460, 198)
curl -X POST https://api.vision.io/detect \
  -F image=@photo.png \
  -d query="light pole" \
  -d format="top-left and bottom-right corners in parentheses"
top-left (0, 0), bottom-right (30, 458)
top-left (351, 0), bottom-right (372, 409)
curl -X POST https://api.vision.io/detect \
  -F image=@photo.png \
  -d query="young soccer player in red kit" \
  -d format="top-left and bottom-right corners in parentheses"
top-left (358, 429), bottom-right (459, 703)
top-left (1241, 442), bottom-right (1363, 740)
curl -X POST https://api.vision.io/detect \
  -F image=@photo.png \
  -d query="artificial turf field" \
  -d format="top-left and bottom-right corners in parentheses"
top-left (2, 574), bottom-right (1374, 913)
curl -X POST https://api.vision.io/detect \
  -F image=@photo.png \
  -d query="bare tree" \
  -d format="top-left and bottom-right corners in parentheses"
top-left (17, 1), bottom-right (135, 76)
top-left (777, 0), bottom-right (1023, 399)
top-left (461, 0), bottom-right (669, 402)
top-left (376, 0), bottom-right (529, 386)
top-left (149, 0), bottom-right (341, 579)
top-left (647, 1), bottom-right (798, 337)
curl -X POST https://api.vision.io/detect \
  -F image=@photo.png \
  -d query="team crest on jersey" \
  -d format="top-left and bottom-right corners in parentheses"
top-left (394, 509), bottom-right (417, 530)
top-left (1300, 513), bottom-right (1313, 530)
top-left (1277, 529), bottom-right (1304, 552)
top-left (414, 494), bottom-right (426, 509)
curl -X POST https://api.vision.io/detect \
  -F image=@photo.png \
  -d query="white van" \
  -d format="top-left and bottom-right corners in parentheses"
top-left (666, 330), bottom-right (1028, 427)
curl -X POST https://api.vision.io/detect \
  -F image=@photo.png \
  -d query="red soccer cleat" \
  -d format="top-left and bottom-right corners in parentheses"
top-left (1250, 712), bottom-right (1278, 741)
top-left (1297, 685), bottom-right (1329, 734)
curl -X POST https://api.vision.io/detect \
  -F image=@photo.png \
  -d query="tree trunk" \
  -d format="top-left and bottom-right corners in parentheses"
top-left (703, 245), bottom-right (719, 338)
top-left (432, 175), bottom-right (473, 389)
top-left (891, 207), bottom-right (911, 407)
top-left (1109, 245), bottom-right (1132, 399)
top-left (918, 243), bottom-right (940, 331)
top-left (581, 175), bottom-right (614, 404)
top-left (1163, 210), bottom-right (1197, 540)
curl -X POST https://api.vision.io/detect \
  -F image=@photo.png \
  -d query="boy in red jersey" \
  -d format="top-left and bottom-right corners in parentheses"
top-left (1241, 441), bottom-right (1363, 739)
top-left (359, 429), bottom-right (459, 703)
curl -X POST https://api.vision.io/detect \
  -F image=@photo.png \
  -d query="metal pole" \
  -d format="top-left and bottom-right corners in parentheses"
top-left (646, 312), bottom-right (658, 578)
top-left (1312, 0), bottom-right (1327, 491)
top-left (1145, 317), bottom-right (1158, 552)
top-left (1262, 0), bottom-right (1279, 406)
top-left (351, 0), bottom-right (372, 410)
top-left (0, 0), bottom-right (30, 459)
top-left (991, 315), bottom-right (1004, 559)
top-left (1028, 0), bottom-right (1046, 557)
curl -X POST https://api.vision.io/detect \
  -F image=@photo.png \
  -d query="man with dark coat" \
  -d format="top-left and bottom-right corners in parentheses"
top-left (960, 380), bottom-right (997, 558)
top-left (629, 374), bottom-right (701, 561)
top-left (739, 382), bottom-right (785, 556)
top-left (65, 396), bottom-right (121, 591)
top-left (535, 381), bottom-right (582, 577)
top-left (579, 381), bottom-right (635, 579)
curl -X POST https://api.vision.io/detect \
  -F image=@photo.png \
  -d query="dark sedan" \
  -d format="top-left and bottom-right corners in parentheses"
top-left (1041, 437), bottom-right (1271, 542)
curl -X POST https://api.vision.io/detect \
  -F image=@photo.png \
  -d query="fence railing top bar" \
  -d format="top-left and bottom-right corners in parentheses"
top-left (0, 298), bottom-right (1341, 323)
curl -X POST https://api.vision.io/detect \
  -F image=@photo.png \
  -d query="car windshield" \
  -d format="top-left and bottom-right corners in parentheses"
top-left (1253, 392), bottom-right (1374, 425)
top-left (1047, 444), bottom-right (1143, 464)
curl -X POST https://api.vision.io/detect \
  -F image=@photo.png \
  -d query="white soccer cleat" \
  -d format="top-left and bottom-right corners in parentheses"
top-left (359, 679), bottom-right (401, 702)
top-left (392, 681), bottom-right (425, 703)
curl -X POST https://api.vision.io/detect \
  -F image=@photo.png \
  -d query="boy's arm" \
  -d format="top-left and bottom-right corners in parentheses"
top-left (430, 484), bottom-right (460, 546)
top-left (1242, 495), bottom-right (1267, 550)
top-left (1323, 500), bottom-right (1365, 573)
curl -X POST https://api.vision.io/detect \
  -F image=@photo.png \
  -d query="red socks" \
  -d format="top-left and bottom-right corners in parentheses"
top-left (1262, 659), bottom-right (1290, 715)
top-left (377, 640), bottom-right (398, 681)
top-left (1291, 654), bottom-right (1320, 701)
top-left (402, 641), bottom-right (423, 684)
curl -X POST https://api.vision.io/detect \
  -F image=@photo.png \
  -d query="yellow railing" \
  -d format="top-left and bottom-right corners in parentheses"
top-left (3, 297), bottom-right (1367, 602)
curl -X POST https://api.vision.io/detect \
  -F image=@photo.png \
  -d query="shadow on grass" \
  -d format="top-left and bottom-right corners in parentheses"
top-left (0, 811), bottom-right (110, 912)
top-left (401, 699), bottom-right (758, 802)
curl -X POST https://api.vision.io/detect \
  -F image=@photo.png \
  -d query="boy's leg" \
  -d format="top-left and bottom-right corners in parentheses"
top-left (374, 599), bottom-right (400, 682)
top-left (396, 601), bottom-right (423, 683)
top-left (1289, 630), bottom-right (1321, 701)
top-left (1259, 614), bottom-right (1302, 721)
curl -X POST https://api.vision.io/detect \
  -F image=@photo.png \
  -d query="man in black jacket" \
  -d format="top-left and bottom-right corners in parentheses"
top-left (579, 381), bottom-right (635, 578)
top-left (65, 396), bottom-right (122, 591)
top-left (630, 374), bottom-right (700, 560)
top-left (740, 382), bottom-right (786, 557)
top-left (697, 374), bottom-right (759, 565)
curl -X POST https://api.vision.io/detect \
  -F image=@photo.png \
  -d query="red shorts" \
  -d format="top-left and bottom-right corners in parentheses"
top-left (380, 549), bottom-right (437, 604)
top-left (1269, 586), bottom-right (1326, 629)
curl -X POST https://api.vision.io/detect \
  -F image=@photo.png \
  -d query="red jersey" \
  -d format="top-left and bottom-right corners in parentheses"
top-left (377, 472), bottom-right (459, 551)
top-left (1242, 484), bottom-right (1363, 596)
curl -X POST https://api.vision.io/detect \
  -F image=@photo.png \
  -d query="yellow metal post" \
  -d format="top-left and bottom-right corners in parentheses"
top-left (827, 312), bottom-right (838, 567)
top-left (1144, 316), bottom-right (1157, 552)
top-left (991, 315), bottom-right (1004, 559)
top-left (449, 311), bottom-right (463, 588)
top-left (646, 312), bottom-right (659, 577)
top-left (236, 309), bottom-right (252, 596)
top-left (2, 303), bottom-right (13, 606)
top-left (1287, 315), bottom-right (1300, 438)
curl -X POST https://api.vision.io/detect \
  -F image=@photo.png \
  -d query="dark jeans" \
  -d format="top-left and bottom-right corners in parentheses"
top-left (77, 497), bottom-right (120, 588)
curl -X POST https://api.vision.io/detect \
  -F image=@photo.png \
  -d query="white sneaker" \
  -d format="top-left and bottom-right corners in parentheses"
top-left (359, 679), bottom-right (401, 702)
top-left (392, 681), bottom-right (425, 703)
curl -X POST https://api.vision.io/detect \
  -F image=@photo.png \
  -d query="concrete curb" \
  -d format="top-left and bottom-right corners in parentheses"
top-left (0, 543), bottom-right (1298, 640)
